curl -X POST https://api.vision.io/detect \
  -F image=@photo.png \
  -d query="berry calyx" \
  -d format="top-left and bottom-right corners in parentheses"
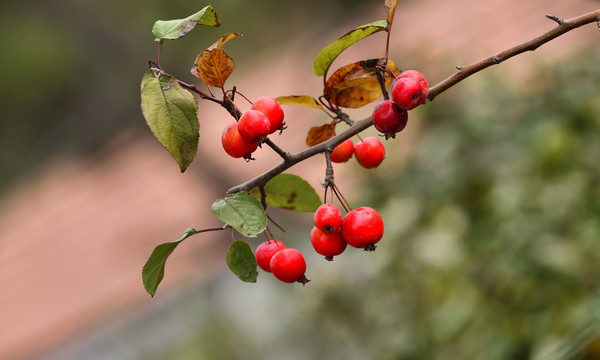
top-left (329, 136), bottom-right (354, 163)
top-left (354, 136), bottom-right (385, 169)
top-left (237, 109), bottom-right (271, 142)
top-left (310, 226), bottom-right (347, 261)
top-left (221, 122), bottom-right (258, 159)
top-left (251, 96), bottom-right (285, 134)
top-left (341, 207), bottom-right (384, 251)
top-left (372, 99), bottom-right (408, 138)
top-left (391, 76), bottom-right (428, 110)
top-left (255, 240), bottom-right (286, 272)
top-left (313, 203), bottom-right (342, 233)
top-left (270, 248), bottom-right (309, 284)
top-left (397, 69), bottom-right (428, 90)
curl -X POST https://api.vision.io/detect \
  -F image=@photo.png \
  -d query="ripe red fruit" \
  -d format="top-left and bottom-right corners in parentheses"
top-left (221, 122), bottom-right (258, 158)
top-left (313, 203), bottom-right (342, 233)
top-left (310, 226), bottom-right (347, 261)
top-left (372, 99), bottom-right (408, 137)
top-left (270, 248), bottom-right (309, 284)
top-left (255, 240), bottom-right (286, 272)
top-left (329, 136), bottom-right (354, 163)
top-left (391, 76), bottom-right (428, 110)
top-left (341, 207), bottom-right (384, 251)
top-left (237, 109), bottom-right (271, 142)
top-left (398, 69), bottom-right (428, 90)
top-left (251, 96), bottom-right (285, 134)
top-left (354, 136), bottom-right (385, 169)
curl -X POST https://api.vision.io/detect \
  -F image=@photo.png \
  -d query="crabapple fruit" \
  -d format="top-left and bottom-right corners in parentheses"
top-left (314, 203), bottom-right (342, 233)
top-left (221, 122), bottom-right (258, 158)
top-left (329, 136), bottom-right (354, 163)
top-left (341, 207), bottom-right (384, 251)
top-left (237, 109), bottom-right (271, 142)
top-left (251, 96), bottom-right (285, 134)
top-left (354, 136), bottom-right (385, 169)
top-left (391, 76), bottom-right (428, 110)
top-left (397, 69), bottom-right (428, 90)
top-left (372, 99), bottom-right (408, 137)
top-left (310, 226), bottom-right (347, 261)
top-left (270, 248), bottom-right (309, 284)
top-left (255, 240), bottom-right (286, 272)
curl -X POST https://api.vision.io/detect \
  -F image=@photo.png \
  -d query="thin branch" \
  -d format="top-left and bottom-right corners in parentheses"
top-left (428, 9), bottom-right (600, 101)
top-left (264, 138), bottom-right (291, 161)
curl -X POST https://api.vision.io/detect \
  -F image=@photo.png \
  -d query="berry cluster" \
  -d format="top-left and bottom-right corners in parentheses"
top-left (255, 240), bottom-right (309, 284)
top-left (312, 203), bottom-right (384, 257)
top-left (373, 69), bottom-right (429, 138)
top-left (329, 135), bottom-right (386, 169)
top-left (255, 202), bottom-right (384, 284)
top-left (221, 96), bottom-right (285, 159)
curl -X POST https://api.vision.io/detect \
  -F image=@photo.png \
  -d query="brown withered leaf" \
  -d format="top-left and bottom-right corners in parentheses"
top-left (323, 58), bottom-right (400, 109)
top-left (385, 0), bottom-right (400, 24)
top-left (306, 123), bottom-right (336, 147)
top-left (191, 48), bottom-right (235, 88)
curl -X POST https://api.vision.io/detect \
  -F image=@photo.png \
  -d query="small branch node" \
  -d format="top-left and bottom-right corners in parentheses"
top-left (545, 14), bottom-right (564, 25)
top-left (456, 65), bottom-right (463, 71)
top-left (492, 56), bottom-right (500, 64)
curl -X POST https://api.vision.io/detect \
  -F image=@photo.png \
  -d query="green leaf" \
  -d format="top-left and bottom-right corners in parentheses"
top-left (211, 192), bottom-right (267, 237)
top-left (250, 174), bottom-right (322, 212)
top-left (142, 227), bottom-right (198, 297)
top-left (140, 69), bottom-right (199, 172)
top-left (276, 95), bottom-right (324, 109)
top-left (151, 6), bottom-right (220, 41)
top-left (313, 20), bottom-right (388, 77)
top-left (226, 240), bottom-right (258, 282)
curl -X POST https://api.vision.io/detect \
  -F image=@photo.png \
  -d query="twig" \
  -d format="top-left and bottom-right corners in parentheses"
top-left (428, 9), bottom-right (600, 101)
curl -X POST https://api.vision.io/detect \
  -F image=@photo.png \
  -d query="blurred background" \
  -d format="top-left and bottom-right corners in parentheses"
top-left (1, 0), bottom-right (599, 359)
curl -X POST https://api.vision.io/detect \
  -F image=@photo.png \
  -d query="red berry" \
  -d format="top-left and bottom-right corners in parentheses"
top-left (251, 96), bottom-right (285, 134)
top-left (221, 122), bottom-right (258, 158)
top-left (237, 109), bottom-right (271, 142)
top-left (391, 77), bottom-right (428, 110)
top-left (313, 203), bottom-right (342, 233)
top-left (255, 240), bottom-right (286, 272)
top-left (341, 207), bottom-right (384, 251)
top-left (398, 69), bottom-right (428, 90)
top-left (270, 248), bottom-right (309, 284)
top-left (310, 226), bottom-right (347, 261)
top-left (354, 136), bottom-right (385, 169)
top-left (372, 99), bottom-right (408, 137)
top-left (329, 136), bottom-right (354, 163)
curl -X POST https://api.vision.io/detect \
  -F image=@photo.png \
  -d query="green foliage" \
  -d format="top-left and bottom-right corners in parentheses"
top-left (142, 227), bottom-right (198, 297)
top-left (151, 5), bottom-right (220, 41)
top-left (140, 69), bottom-right (199, 172)
top-left (312, 19), bottom-right (388, 77)
top-left (226, 240), bottom-right (259, 283)
top-left (249, 174), bottom-right (322, 212)
top-left (211, 192), bottom-right (267, 238)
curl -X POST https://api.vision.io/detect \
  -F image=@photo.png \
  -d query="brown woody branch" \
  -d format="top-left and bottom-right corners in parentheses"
top-left (428, 9), bottom-right (600, 101)
top-left (227, 9), bottom-right (600, 194)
